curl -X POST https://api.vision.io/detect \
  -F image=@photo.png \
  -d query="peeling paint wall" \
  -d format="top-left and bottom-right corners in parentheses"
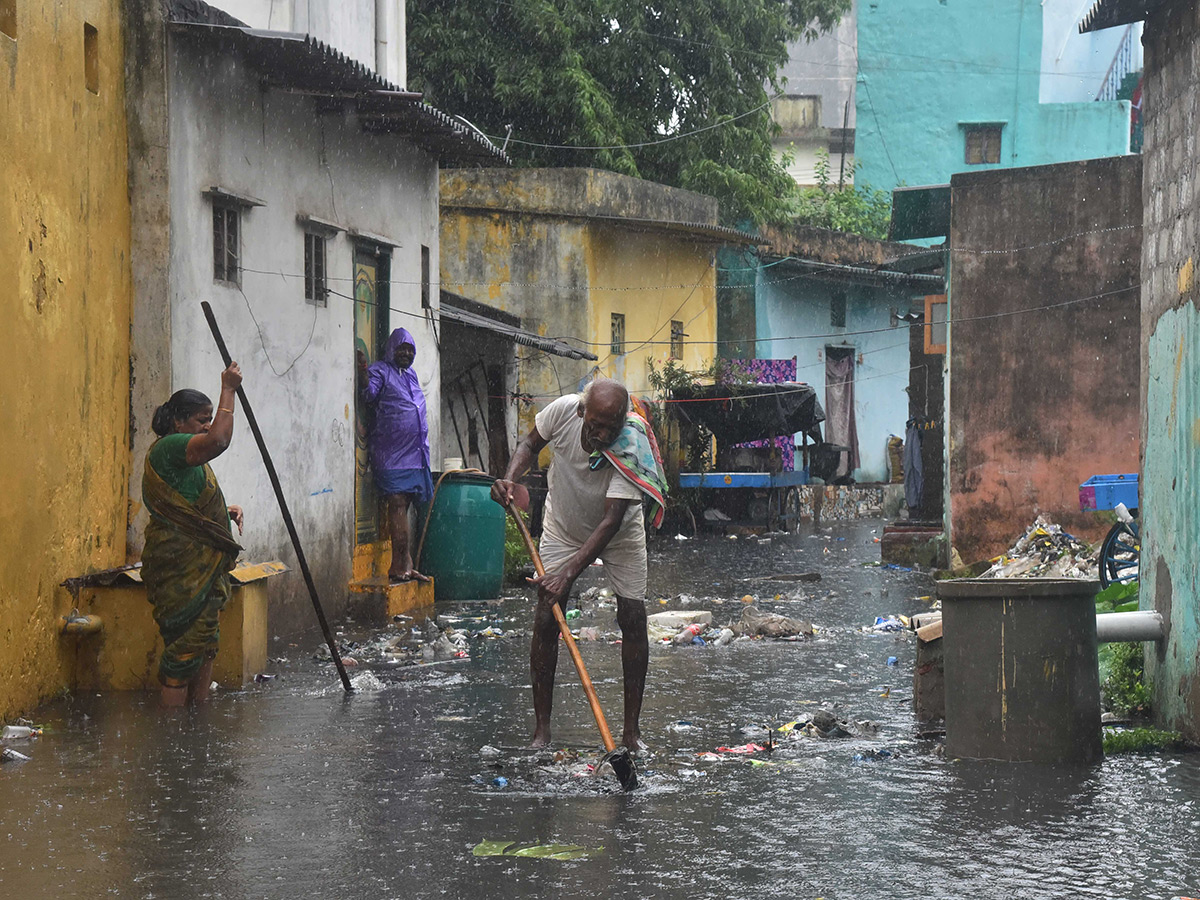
top-left (1138, 0), bottom-right (1200, 740)
top-left (1, 0), bottom-right (132, 718)
top-left (947, 155), bottom-right (1141, 564)
top-left (438, 204), bottom-right (593, 437)
top-left (586, 224), bottom-right (716, 393)
top-left (440, 169), bottom-right (721, 442)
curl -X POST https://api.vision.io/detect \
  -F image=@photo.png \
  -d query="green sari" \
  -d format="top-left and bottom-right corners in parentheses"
top-left (142, 440), bottom-right (242, 687)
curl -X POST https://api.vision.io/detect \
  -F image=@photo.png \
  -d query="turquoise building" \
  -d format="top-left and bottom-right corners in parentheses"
top-left (855, 0), bottom-right (1133, 196)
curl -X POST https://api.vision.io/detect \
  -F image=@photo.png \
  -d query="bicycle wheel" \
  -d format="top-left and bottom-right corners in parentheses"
top-left (1100, 518), bottom-right (1140, 587)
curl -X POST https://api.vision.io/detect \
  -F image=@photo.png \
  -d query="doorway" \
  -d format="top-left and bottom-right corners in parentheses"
top-left (824, 346), bottom-right (860, 480)
top-left (353, 245), bottom-right (391, 547)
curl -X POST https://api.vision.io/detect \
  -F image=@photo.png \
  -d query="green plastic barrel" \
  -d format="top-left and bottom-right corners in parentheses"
top-left (418, 472), bottom-right (506, 601)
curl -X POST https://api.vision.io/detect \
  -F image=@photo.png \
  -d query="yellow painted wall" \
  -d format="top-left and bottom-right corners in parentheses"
top-left (0, 0), bottom-right (132, 718)
top-left (586, 225), bottom-right (717, 395)
top-left (440, 207), bottom-right (595, 429)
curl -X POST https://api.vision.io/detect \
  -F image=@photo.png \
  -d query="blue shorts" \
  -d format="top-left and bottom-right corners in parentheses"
top-left (374, 467), bottom-right (433, 503)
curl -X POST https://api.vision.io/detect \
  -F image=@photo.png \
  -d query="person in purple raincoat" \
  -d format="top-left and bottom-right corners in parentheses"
top-left (358, 327), bottom-right (433, 583)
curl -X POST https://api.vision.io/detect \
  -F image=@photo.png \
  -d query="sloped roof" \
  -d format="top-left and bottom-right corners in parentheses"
top-left (166, 0), bottom-right (508, 166)
top-left (439, 292), bottom-right (597, 361)
top-left (1079, 0), bottom-right (1168, 32)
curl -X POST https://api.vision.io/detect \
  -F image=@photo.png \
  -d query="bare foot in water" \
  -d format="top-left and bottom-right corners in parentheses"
top-left (621, 733), bottom-right (648, 753)
top-left (529, 729), bottom-right (552, 749)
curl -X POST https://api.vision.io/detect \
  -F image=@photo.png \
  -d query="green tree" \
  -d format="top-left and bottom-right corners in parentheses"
top-left (787, 149), bottom-right (893, 239)
top-left (408, 0), bottom-right (851, 225)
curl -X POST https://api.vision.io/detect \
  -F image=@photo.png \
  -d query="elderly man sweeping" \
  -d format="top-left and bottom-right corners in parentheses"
top-left (492, 378), bottom-right (667, 750)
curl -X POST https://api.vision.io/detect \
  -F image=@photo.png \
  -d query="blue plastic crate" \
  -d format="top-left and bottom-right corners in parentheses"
top-left (1079, 473), bottom-right (1139, 512)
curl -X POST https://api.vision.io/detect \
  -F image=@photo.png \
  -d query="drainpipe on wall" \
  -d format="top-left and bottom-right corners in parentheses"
top-left (375, 0), bottom-right (406, 87)
top-left (375, 0), bottom-right (389, 79)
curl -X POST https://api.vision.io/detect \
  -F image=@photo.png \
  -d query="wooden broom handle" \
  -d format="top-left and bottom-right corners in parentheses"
top-left (508, 507), bottom-right (617, 753)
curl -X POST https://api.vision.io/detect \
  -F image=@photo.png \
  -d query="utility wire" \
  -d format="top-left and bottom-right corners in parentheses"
top-left (238, 266), bottom-right (1135, 353)
top-left (488, 97), bottom-right (778, 150)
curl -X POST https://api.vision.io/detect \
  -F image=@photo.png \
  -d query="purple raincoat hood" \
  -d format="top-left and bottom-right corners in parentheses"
top-left (384, 327), bottom-right (417, 368)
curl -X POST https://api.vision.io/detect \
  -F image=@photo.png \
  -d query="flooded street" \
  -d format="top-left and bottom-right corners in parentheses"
top-left (2, 519), bottom-right (1198, 899)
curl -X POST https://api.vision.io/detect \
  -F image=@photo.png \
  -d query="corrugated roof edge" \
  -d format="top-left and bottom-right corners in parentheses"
top-left (1079, 0), bottom-right (1167, 32)
top-left (166, 0), bottom-right (508, 166)
top-left (440, 292), bottom-right (598, 361)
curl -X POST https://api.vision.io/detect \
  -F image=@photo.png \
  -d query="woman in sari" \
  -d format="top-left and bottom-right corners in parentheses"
top-left (142, 362), bottom-right (244, 707)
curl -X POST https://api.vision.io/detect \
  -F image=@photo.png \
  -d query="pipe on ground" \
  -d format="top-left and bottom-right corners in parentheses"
top-left (1096, 610), bottom-right (1163, 643)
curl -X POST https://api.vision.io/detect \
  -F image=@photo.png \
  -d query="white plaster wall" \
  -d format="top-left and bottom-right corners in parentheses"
top-left (756, 278), bottom-right (921, 482)
top-left (773, 138), bottom-right (855, 187)
top-left (166, 41), bottom-right (440, 616)
top-left (209, 0), bottom-right (403, 81)
top-left (1040, 0), bottom-right (1142, 103)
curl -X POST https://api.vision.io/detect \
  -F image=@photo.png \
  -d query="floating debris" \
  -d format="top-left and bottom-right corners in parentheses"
top-left (472, 840), bottom-right (602, 860)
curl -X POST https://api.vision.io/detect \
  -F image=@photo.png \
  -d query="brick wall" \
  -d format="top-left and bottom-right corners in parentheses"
top-left (1139, 1), bottom-right (1200, 740)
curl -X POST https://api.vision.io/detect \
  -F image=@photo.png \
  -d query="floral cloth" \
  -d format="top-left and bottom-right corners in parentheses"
top-left (590, 412), bottom-right (668, 528)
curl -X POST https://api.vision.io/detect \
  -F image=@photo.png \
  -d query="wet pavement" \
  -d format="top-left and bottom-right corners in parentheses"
top-left (2, 519), bottom-right (1198, 899)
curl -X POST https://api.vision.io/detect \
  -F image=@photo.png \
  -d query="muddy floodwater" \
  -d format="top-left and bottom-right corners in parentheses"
top-left (2, 520), bottom-right (1198, 899)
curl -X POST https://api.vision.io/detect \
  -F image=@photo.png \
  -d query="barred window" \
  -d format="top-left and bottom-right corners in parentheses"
top-left (611, 313), bottom-right (625, 356)
top-left (965, 125), bottom-right (1002, 165)
top-left (304, 231), bottom-right (327, 306)
top-left (670, 320), bottom-right (685, 358)
top-left (212, 205), bottom-right (240, 285)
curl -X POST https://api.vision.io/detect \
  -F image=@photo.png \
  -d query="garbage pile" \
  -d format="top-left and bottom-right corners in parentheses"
top-left (314, 615), bottom-right (480, 669)
top-left (979, 516), bottom-right (1098, 579)
top-left (1, 720), bottom-right (43, 763)
top-left (646, 603), bottom-right (813, 647)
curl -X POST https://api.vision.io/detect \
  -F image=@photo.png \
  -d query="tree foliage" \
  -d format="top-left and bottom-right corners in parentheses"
top-left (408, 0), bottom-right (851, 225)
top-left (787, 149), bottom-right (893, 240)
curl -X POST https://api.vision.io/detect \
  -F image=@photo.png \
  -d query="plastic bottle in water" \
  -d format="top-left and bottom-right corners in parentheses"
top-left (673, 623), bottom-right (705, 645)
top-left (1, 725), bottom-right (40, 740)
top-left (1, 747), bottom-right (31, 762)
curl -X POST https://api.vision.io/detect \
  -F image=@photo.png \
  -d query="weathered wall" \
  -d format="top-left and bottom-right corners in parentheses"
top-left (207, 0), bottom-right (402, 81)
top-left (0, 0), bottom-right (132, 717)
top-left (1138, 0), bottom-right (1200, 741)
top-left (586, 224), bottom-right (717, 394)
top-left (856, 0), bottom-right (1131, 196)
top-left (756, 270), bottom-right (923, 482)
top-left (440, 167), bottom-right (724, 425)
top-left (129, 34), bottom-right (441, 632)
top-left (440, 168), bottom-right (719, 227)
top-left (438, 201), bottom-right (594, 431)
top-left (947, 155), bottom-right (1141, 564)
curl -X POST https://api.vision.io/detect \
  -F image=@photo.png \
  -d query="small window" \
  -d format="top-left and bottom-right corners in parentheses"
top-left (670, 320), bottom-right (685, 358)
top-left (1, 0), bottom-right (17, 40)
top-left (924, 294), bottom-right (947, 354)
top-left (304, 232), bottom-right (327, 306)
top-left (610, 313), bottom-right (625, 356)
top-left (965, 125), bottom-right (1002, 165)
top-left (83, 23), bottom-right (99, 93)
top-left (212, 205), bottom-right (240, 285)
top-left (830, 292), bottom-right (847, 328)
top-left (421, 244), bottom-right (431, 309)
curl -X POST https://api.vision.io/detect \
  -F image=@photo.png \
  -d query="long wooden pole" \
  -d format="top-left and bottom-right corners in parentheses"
top-left (201, 302), bottom-right (353, 693)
